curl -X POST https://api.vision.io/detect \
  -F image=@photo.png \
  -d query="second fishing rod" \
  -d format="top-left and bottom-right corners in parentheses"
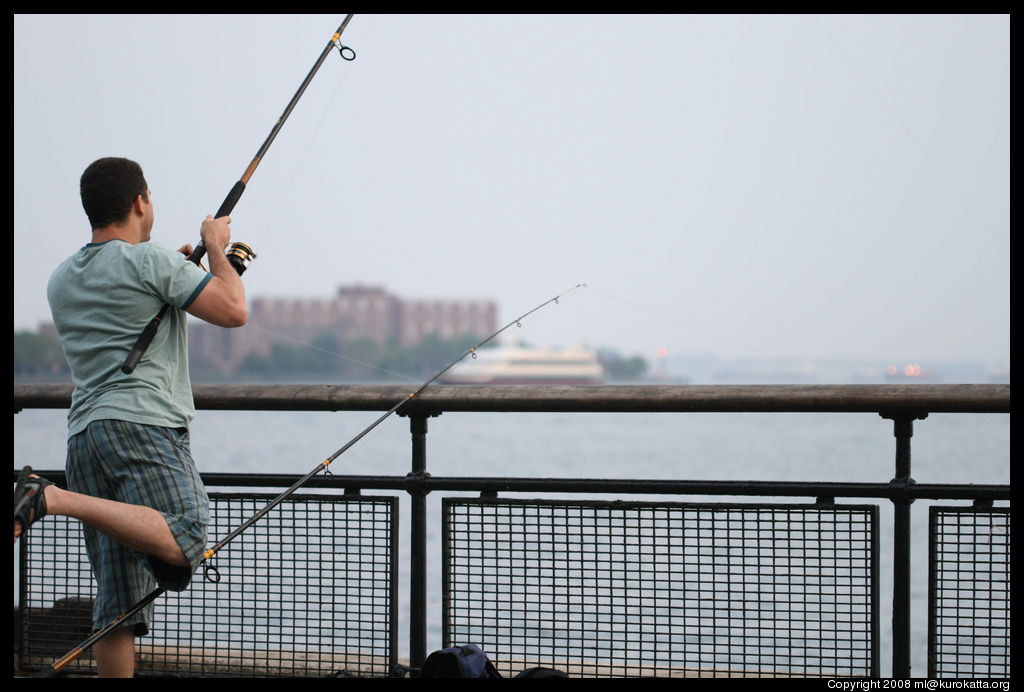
top-left (33, 283), bottom-right (585, 677)
top-left (120, 14), bottom-right (357, 375)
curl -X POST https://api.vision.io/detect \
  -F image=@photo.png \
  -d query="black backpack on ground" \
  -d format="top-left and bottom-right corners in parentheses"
top-left (419, 644), bottom-right (570, 678)
top-left (514, 666), bottom-right (570, 678)
top-left (420, 644), bottom-right (502, 678)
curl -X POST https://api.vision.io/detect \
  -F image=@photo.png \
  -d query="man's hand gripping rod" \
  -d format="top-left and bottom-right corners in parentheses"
top-left (121, 14), bottom-right (357, 375)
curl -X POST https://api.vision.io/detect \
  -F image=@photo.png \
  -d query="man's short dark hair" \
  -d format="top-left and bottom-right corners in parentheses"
top-left (80, 157), bottom-right (149, 230)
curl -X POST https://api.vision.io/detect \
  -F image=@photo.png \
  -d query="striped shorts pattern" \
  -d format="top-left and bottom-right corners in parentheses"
top-left (66, 419), bottom-right (209, 635)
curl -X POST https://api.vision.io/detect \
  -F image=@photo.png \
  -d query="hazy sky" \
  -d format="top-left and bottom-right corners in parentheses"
top-left (13, 14), bottom-right (1009, 366)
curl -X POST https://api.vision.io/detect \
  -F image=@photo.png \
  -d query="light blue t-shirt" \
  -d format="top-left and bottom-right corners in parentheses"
top-left (47, 239), bottom-right (213, 437)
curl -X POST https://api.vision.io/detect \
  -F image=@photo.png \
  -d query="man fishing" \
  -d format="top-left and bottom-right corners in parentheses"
top-left (13, 156), bottom-right (248, 677)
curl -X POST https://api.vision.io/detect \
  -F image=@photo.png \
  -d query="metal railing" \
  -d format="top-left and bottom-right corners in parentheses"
top-left (13, 383), bottom-right (1010, 678)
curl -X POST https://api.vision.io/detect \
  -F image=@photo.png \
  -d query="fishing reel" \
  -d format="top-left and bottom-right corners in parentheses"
top-left (226, 241), bottom-right (257, 276)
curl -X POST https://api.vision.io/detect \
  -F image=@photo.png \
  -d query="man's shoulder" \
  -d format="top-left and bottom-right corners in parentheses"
top-left (47, 244), bottom-right (98, 290)
top-left (121, 242), bottom-right (193, 279)
top-left (129, 241), bottom-right (181, 260)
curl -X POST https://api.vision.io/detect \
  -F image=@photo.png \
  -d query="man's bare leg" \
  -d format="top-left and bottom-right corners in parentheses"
top-left (93, 626), bottom-right (136, 678)
top-left (14, 484), bottom-right (188, 567)
top-left (14, 482), bottom-right (186, 678)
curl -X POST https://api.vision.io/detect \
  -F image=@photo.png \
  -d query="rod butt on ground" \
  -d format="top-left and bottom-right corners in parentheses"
top-left (31, 665), bottom-right (61, 678)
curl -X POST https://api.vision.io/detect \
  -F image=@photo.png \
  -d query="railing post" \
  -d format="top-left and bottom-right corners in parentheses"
top-left (881, 411), bottom-right (927, 679)
top-left (405, 413), bottom-right (434, 673)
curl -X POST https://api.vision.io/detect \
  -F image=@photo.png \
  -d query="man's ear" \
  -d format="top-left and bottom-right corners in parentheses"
top-left (131, 194), bottom-right (147, 217)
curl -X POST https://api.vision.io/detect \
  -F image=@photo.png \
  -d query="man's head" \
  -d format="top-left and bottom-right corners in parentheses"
top-left (80, 157), bottom-right (151, 232)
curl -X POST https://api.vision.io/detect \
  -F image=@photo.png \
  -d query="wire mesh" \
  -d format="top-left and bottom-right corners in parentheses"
top-left (16, 514), bottom-right (96, 672)
top-left (17, 493), bottom-right (398, 678)
top-left (443, 498), bottom-right (878, 678)
top-left (928, 506), bottom-right (1010, 678)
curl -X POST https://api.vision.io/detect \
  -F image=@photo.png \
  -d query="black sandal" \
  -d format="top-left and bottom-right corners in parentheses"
top-left (14, 466), bottom-right (53, 539)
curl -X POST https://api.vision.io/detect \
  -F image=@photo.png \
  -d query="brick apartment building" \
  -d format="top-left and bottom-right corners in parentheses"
top-left (189, 285), bottom-right (497, 374)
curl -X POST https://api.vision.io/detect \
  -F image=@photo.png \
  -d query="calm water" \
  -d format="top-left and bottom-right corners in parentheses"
top-left (13, 406), bottom-right (1010, 676)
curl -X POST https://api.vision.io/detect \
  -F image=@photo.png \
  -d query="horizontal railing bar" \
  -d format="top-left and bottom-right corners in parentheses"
top-left (13, 383), bottom-right (1011, 413)
top-left (410, 478), bottom-right (1012, 501)
top-left (17, 470), bottom-right (1010, 501)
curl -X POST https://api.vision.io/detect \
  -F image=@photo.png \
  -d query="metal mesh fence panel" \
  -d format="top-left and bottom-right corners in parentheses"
top-left (17, 493), bottom-right (398, 678)
top-left (443, 498), bottom-right (878, 678)
top-left (15, 513), bottom-right (96, 673)
top-left (928, 506), bottom-right (1010, 678)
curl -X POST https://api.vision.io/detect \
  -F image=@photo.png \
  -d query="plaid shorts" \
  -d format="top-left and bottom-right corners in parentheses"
top-left (66, 419), bottom-right (209, 635)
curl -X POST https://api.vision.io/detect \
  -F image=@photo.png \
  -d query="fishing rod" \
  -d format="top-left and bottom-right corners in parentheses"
top-left (32, 283), bottom-right (585, 677)
top-left (121, 14), bottom-right (358, 375)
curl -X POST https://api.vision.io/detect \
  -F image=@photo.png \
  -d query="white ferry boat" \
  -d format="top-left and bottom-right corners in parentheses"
top-left (441, 346), bottom-right (605, 385)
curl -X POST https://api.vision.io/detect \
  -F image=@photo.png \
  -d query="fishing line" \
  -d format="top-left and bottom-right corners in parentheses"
top-left (243, 321), bottom-right (422, 383)
top-left (256, 15), bottom-right (380, 241)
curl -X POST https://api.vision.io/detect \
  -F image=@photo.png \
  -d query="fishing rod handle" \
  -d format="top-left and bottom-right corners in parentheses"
top-left (121, 304), bottom-right (171, 374)
top-left (31, 587), bottom-right (165, 676)
top-left (184, 179), bottom-right (246, 267)
top-left (215, 180), bottom-right (246, 221)
top-left (31, 644), bottom-right (82, 677)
